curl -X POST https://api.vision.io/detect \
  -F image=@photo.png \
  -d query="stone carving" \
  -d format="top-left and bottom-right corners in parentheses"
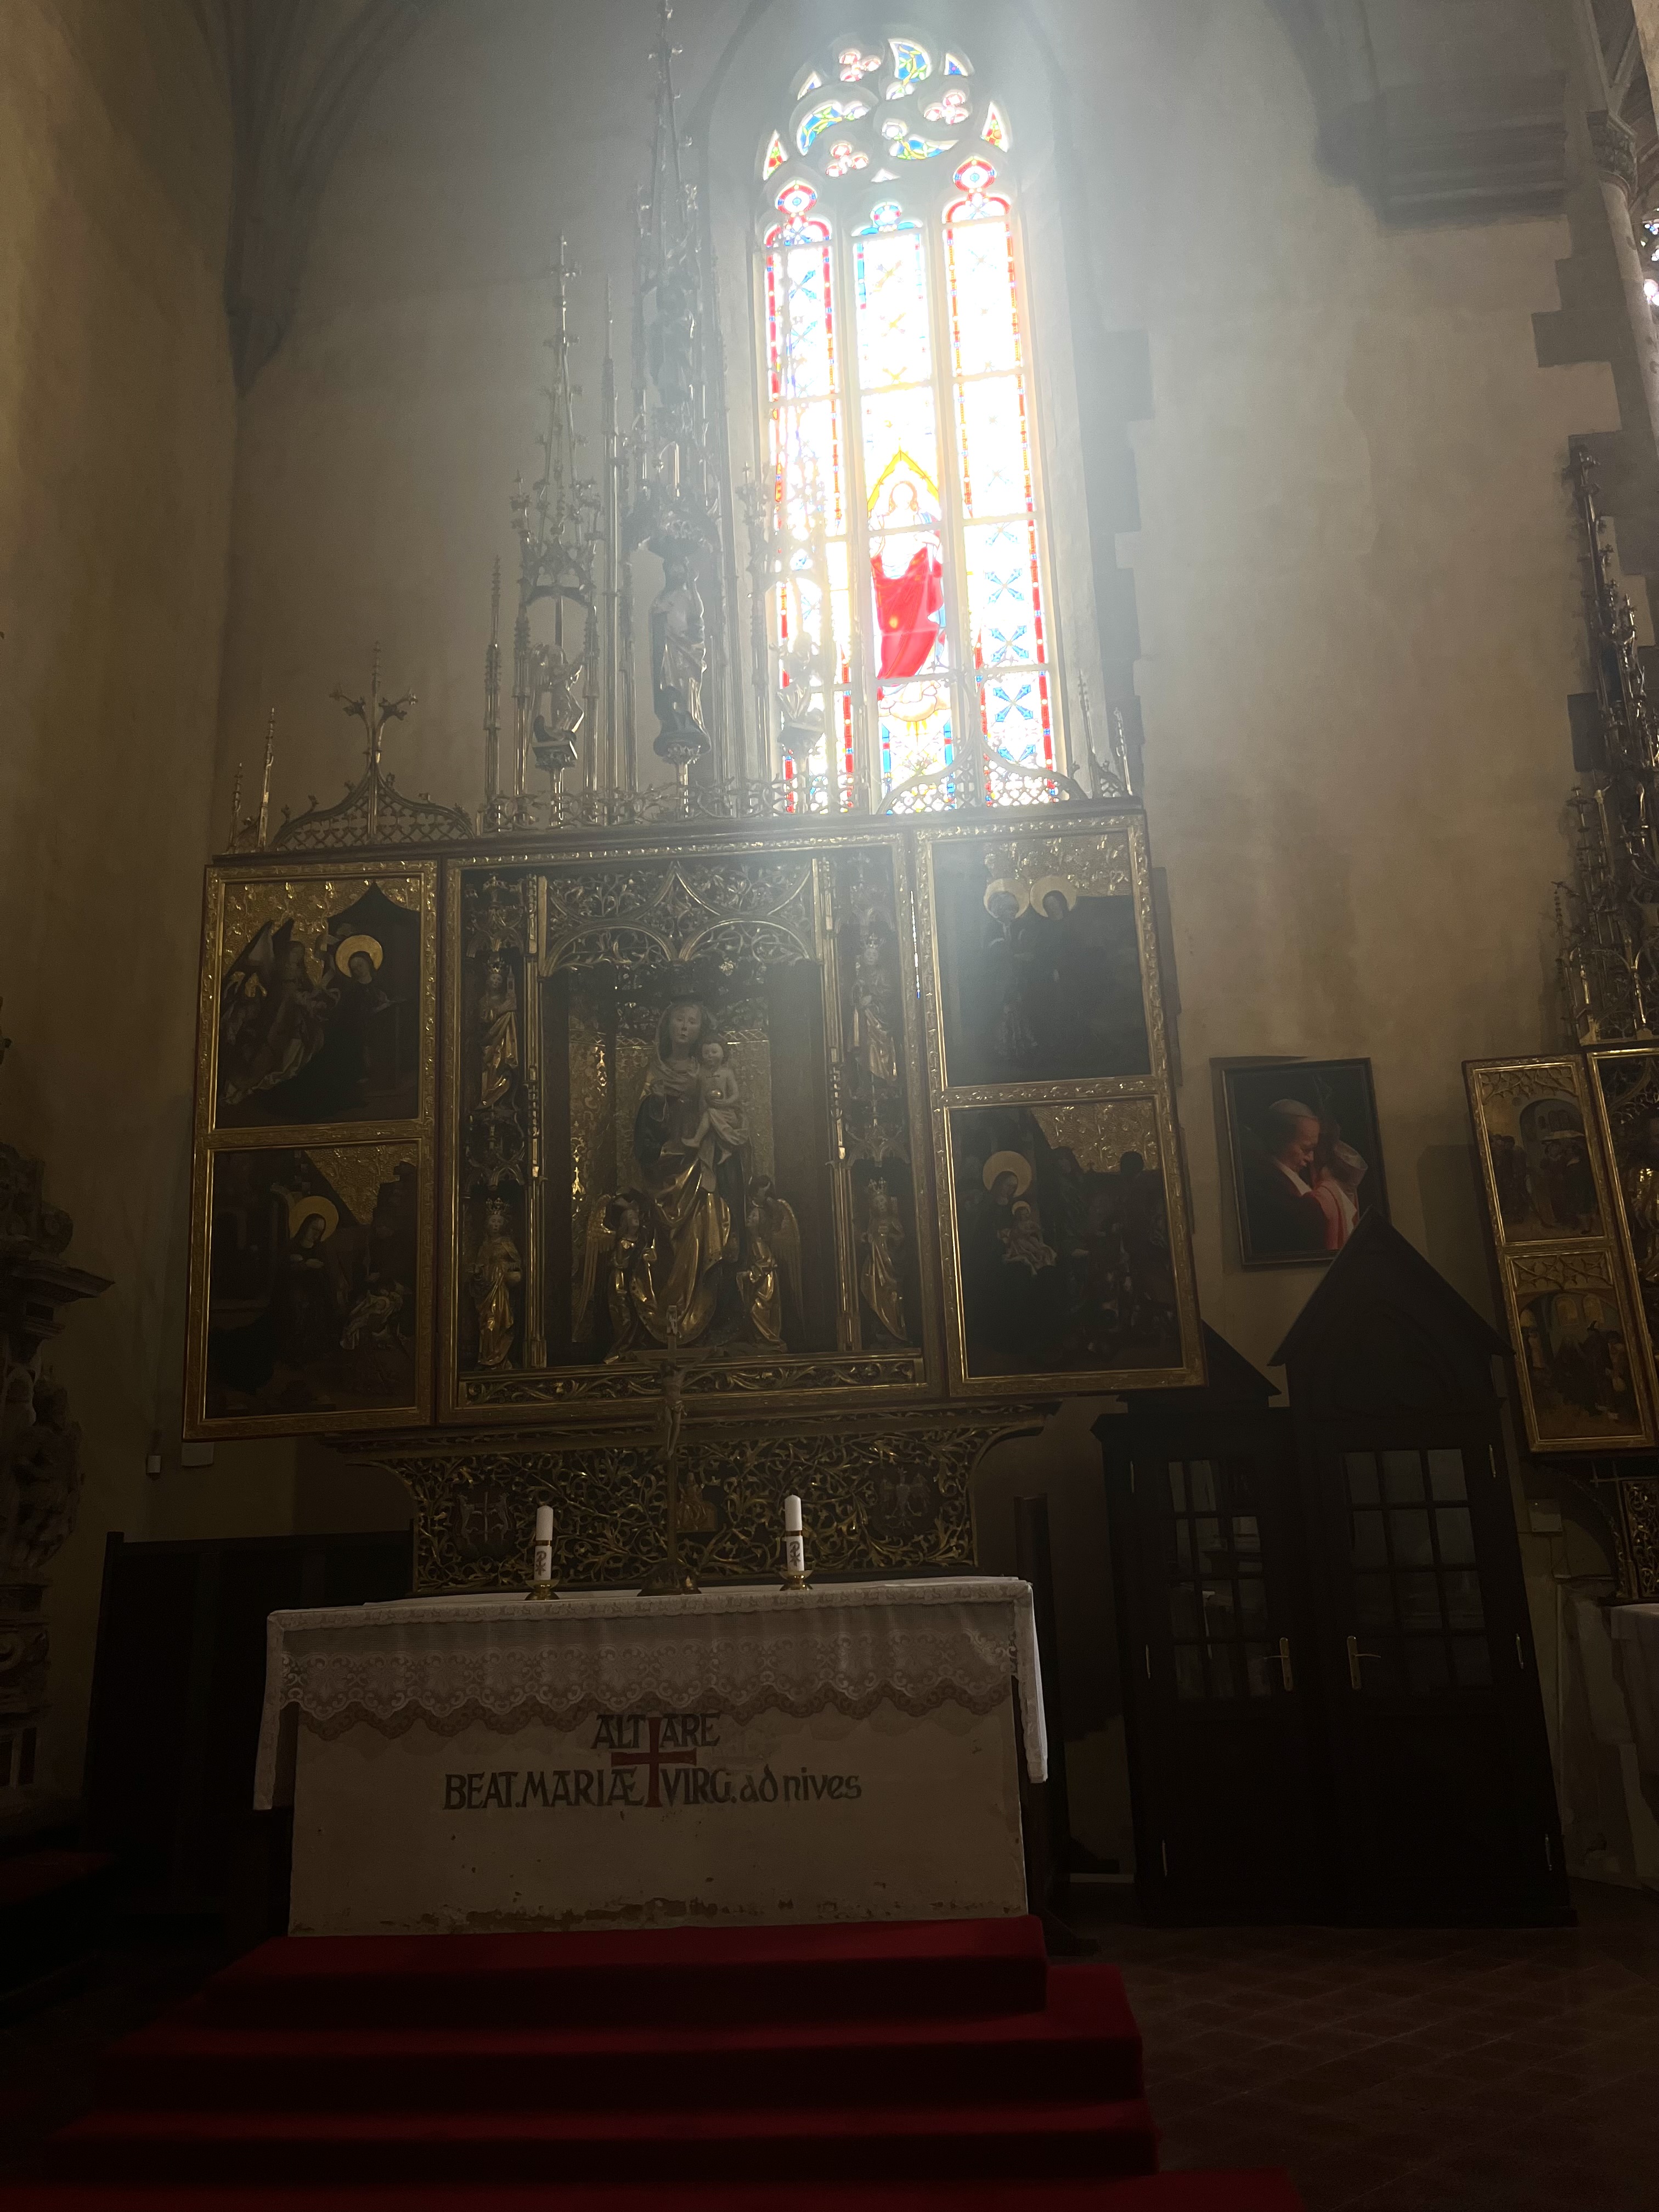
top-left (0, 1109), bottom-right (109, 1802)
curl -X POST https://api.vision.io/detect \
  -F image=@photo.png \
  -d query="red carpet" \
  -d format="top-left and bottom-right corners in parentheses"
top-left (14, 1917), bottom-right (1301, 2208)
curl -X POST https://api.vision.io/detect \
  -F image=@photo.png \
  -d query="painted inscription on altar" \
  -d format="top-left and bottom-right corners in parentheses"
top-left (441, 1711), bottom-right (861, 1811)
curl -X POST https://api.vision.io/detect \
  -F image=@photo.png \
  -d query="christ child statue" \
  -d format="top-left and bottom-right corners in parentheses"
top-left (691, 1040), bottom-right (746, 1190)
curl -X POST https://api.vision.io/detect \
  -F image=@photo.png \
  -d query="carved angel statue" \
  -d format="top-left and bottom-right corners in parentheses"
top-left (477, 953), bottom-right (519, 1110)
top-left (858, 1177), bottom-right (907, 1344)
top-left (468, 1197), bottom-right (522, 1369)
top-left (575, 1192), bottom-right (646, 1359)
top-left (738, 1175), bottom-right (802, 1348)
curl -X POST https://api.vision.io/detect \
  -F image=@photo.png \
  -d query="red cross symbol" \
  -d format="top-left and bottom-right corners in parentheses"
top-left (610, 1717), bottom-right (698, 1807)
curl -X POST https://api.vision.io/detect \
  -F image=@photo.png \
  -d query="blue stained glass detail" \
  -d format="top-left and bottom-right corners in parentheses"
top-left (889, 38), bottom-right (933, 84)
top-left (798, 98), bottom-right (869, 154)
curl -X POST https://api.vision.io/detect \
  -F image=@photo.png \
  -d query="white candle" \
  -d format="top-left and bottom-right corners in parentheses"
top-left (533, 1504), bottom-right (554, 1585)
top-left (782, 1493), bottom-right (805, 1580)
top-left (535, 1505), bottom-right (555, 1544)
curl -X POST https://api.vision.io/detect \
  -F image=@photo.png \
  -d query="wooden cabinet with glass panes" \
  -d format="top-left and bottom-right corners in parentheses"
top-left (1099, 1222), bottom-right (1568, 1926)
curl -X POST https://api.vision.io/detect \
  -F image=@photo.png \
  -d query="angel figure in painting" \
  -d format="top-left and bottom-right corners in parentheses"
top-left (219, 923), bottom-right (327, 1108)
top-left (858, 1177), bottom-right (907, 1342)
top-left (477, 953), bottom-right (519, 1110)
top-left (738, 1175), bottom-right (802, 1348)
top-left (468, 1197), bottom-right (522, 1369)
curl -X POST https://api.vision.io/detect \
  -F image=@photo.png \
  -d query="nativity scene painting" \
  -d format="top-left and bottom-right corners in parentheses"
top-left (196, 1142), bottom-right (426, 1426)
top-left (214, 876), bottom-right (427, 1128)
top-left (946, 1101), bottom-right (1196, 1387)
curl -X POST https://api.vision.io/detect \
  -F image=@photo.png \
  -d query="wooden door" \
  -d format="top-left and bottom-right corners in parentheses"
top-left (1306, 1420), bottom-right (1568, 1923)
top-left (1108, 1425), bottom-right (1335, 1921)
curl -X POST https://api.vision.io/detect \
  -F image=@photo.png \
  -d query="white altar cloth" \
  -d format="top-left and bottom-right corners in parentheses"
top-left (254, 1578), bottom-right (1047, 1810)
top-left (255, 1579), bottom-right (1046, 1934)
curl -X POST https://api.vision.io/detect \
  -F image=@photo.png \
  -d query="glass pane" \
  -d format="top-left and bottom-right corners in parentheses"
top-left (1345, 1453), bottom-right (1379, 1506)
top-left (1435, 1506), bottom-right (1475, 1567)
top-left (1238, 1577), bottom-right (1269, 1635)
top-left (1442, 1569), bottom-right (1485, 1631)
top-left (1231, 1513), bottom-right (1262, 1560)
top-left (1167, 1460), bottom-right (1186, 1514)
top-left (1193, 1517), bottom-right (1223, 1571)
top-left (1355, 1573), bottom-right (1395, 1629)
top-left (1390, 1508), bottom-right (1434, 1568)
top-left (1427, 1448), bottom-right (1468, 1501)
top-left (964, 520), bottom-right (1045, 668)
top-left (1188, 1462), bottom-right (1217, 1514)
top-left (1398, 1571), bottom-right (1443, 1631)
top-left (1173, 1644), bottom-right (1205, 1701)
top-left (956, 374), bottom-right (1034, 516)
top-left (1453, 1636), bottom-right (1492, 1688)
top-left (1404, 1638), bottom-right (1452, 1694)
top-left (1350, 1509), bottom-right (1387, 1570)
top-left (878, 678), bottom-right (953, 788)
top-left (1245, 1645), bottom-right (1274, 1699)
top-left (1200, 1583), bottom-right (1235, 1632)
top-left (855, 217), bottom-right (932, 388)
top-left (1169, 1583), bottom-right (1200, 1639)
top-left (946, 215), bottom-right (1022, 377)
top-left (980, 670), bottom-right (1051, 766)
top-left (1381, 1451), bottom-right (1424, 1505)
top-left (1207, 1642), bottom-right (1243, 1700)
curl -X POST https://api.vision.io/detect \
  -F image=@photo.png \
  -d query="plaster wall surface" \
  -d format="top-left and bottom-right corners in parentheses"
top-left (1055, 0), bottom-right (1621, 1369)
top-left (0, 0), bottom-right (239, 1795)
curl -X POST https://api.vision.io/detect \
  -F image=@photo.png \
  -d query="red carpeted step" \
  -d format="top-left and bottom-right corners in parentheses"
top-left (0, 2177), bottom-right (1304, 2210)
top-left (204, 1916), bottom-right (1050, 2030)
top-left (50, 2094), bottom-right (1160, 2187)
top-left (97, 1962), bottom-right (1140, 2112)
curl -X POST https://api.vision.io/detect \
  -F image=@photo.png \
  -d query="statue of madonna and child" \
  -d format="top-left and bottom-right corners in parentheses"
top-left (577, 998), bottom-right (800, 1358)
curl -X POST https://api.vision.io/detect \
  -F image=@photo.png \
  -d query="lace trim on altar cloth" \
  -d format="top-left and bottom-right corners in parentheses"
top-left (254, 1579), bottom-right (1046, 1805)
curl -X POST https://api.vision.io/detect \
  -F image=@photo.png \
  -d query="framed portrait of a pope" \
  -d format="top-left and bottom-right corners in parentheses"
top-left (1222, 1058), bottom-right (1389, 1269)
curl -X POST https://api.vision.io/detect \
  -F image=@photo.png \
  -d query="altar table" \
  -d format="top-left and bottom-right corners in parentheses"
top-left (255, 1579), bottom-right (1046, 1936)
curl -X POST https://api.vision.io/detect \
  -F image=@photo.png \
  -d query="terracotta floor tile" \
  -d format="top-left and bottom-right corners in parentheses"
top-left (1070, 1880), bottom-right (1659, 2212)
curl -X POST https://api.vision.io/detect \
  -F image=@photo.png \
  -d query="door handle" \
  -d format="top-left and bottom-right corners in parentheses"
top-left (1346, 1633), bottom-right (1381, 1690)
top-left (1278, 1636), bottom-right (1294, 1692)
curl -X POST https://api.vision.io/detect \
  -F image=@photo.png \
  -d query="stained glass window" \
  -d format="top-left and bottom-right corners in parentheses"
top-left (758, 37), bottom-right (1055, 806)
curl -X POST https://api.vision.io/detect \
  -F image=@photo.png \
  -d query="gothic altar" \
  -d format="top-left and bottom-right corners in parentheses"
top-left (180, 23), bottom-right (1203, 1593)
top-left (256, 1579), bottom-right (1045, 1933)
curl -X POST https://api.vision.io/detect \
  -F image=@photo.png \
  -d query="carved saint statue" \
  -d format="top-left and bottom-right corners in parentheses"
top-left (858, 1177), bottom-right (908, 1343)
top-left (650, 554), bottom-right (709, 764)
top-left (477, 953), bottom-right (519, 1110)
top-left (739, 1175), bottom-right (802, 1348)
top-left (1624, 1115), bottom-right (1659, 1288)
top-left (851, 922), bottom-right (898, 1088)
top-left (469, 1197), bottom-right (522, 1369)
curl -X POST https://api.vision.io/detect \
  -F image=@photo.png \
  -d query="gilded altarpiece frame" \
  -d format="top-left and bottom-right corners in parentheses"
top-left (1465, 1055), bottom-right (1654, 1453)
top-left (441, 829), bottom-right (945, 1424)
top-left (915, 814), bottom-right (1204, 1396)
top-left (186, 862), bottom-right (439, 1437)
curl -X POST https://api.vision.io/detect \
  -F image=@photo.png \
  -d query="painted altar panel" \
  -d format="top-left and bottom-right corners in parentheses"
top-left (1465, 1055), bottom-right (1654, 1453)
top-left (442, 834), bottom-right (943, 1420)
top-left (185, 862), bottom-right (439, 1437)
top-left (915, 816), bottom-right (1204, 1395)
